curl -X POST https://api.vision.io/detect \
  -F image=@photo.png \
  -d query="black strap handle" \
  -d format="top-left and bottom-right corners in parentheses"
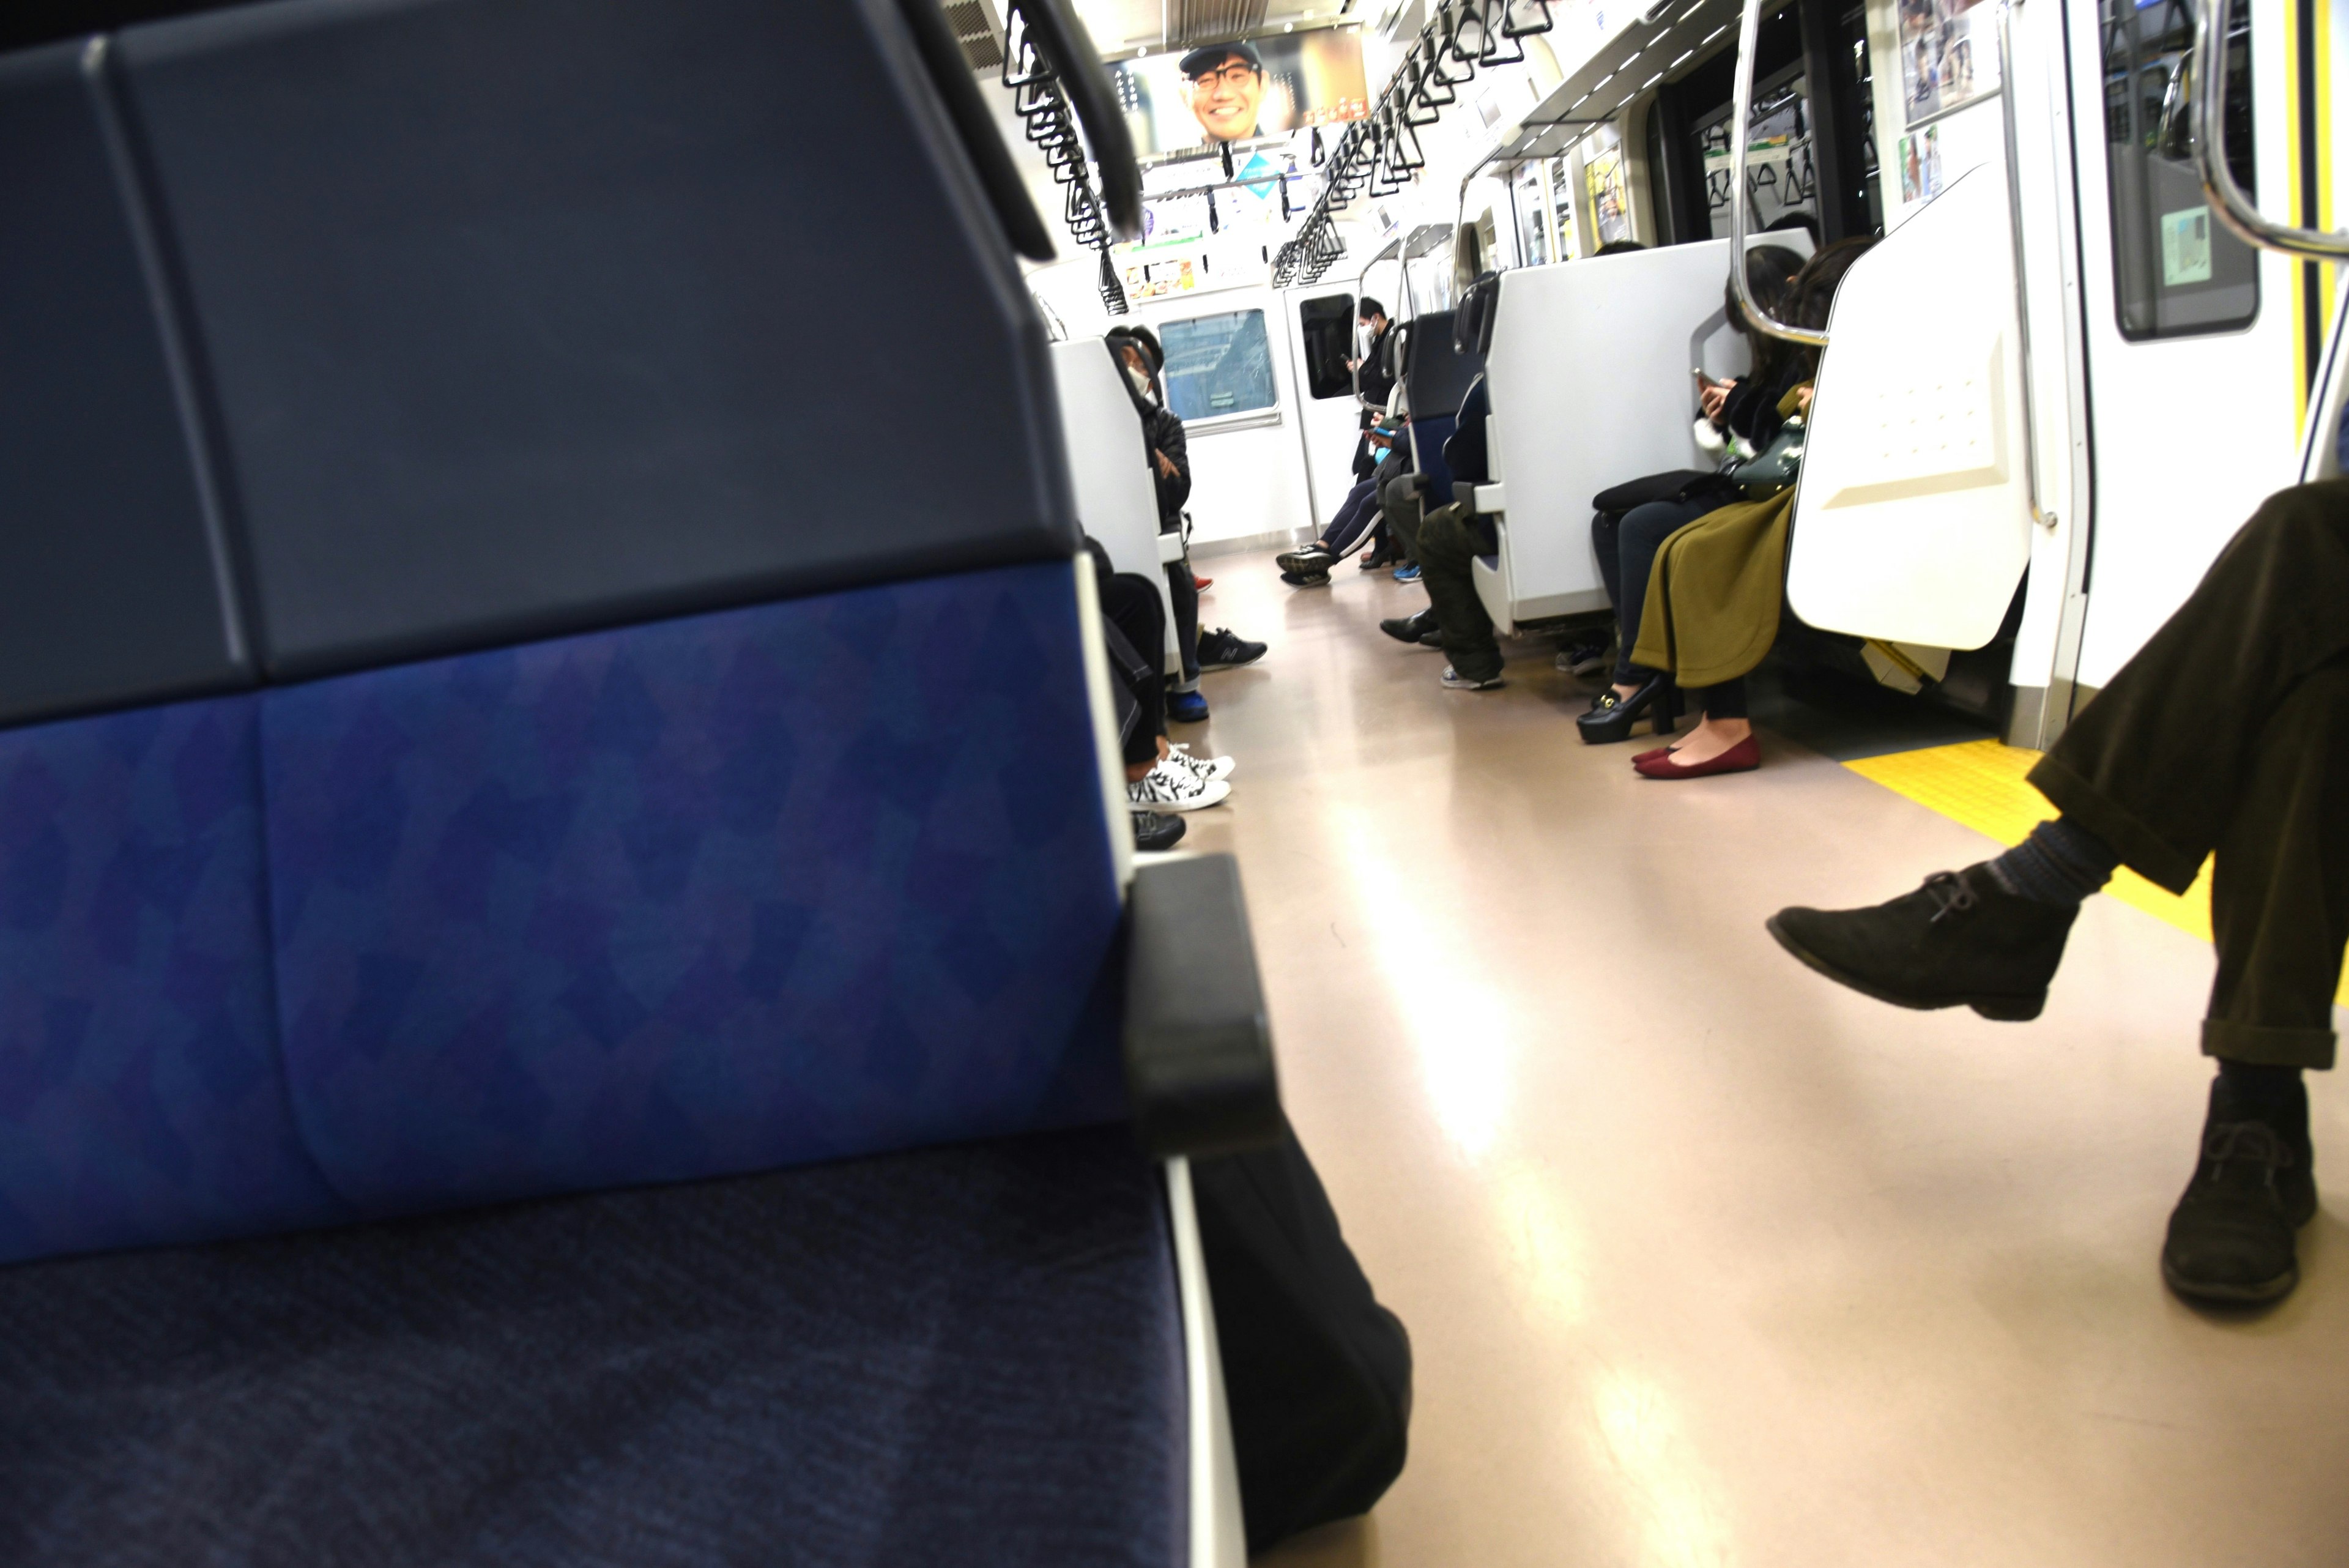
top-left (894, 0), bottom-right (1056, 261)
top-left (1013, 0), bottom-right (1143, 243)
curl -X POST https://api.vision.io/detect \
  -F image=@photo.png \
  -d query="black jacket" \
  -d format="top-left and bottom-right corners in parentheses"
top-left (1355, 322), bottom-right (1396, 413)
top-left (1719, 355), bottom-right (1811, 449)
top-left (1142, 401), bottom-right (1190, 532)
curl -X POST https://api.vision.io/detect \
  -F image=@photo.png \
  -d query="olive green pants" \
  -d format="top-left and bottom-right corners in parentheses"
top-left (1414, 503), bottom-right (1501, 680)
top-left (2031, 479), bottom-right (2349, 1069)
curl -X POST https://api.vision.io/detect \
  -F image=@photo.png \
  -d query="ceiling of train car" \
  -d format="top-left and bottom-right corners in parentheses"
top-left (1071, 0), bottom-right (1361, 54)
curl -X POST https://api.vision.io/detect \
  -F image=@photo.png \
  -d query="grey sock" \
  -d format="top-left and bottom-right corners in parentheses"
top-left (1983, 817), bottom-right (2121, 906)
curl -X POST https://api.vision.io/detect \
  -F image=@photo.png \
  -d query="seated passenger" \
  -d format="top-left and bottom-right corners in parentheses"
top-left (1275, 422), bottom-right (1408, 584)
top-left (1108, 327), bottom-right (1268, 723)
top-left (1384, 242), bottom-right (1649, 671)
top-left (1083, 536), bottom-right (1231, 842)
top-left (1767, 475), bottom-right (2349, 1305)
top-left (1395, 374), bottom-right (1505, 688)
top-left (1583, 240), bottom-right (1871, 776)
top-left (1578, 243), bottom-right (1808, 745)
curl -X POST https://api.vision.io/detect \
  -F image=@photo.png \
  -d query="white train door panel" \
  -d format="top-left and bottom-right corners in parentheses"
top-left (2061, 0), bottom-right (2305, 690)
top-left (1786, 165), bottom-right (2036, 650)
top-left (1135, 286), bottom-right (1313, 549)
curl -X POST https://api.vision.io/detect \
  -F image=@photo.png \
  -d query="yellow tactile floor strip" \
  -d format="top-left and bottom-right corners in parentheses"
top-left (1844, 738), bottom-right (2349, 1007)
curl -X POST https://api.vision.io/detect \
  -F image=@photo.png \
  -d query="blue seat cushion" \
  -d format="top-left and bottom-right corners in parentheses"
top-left (0, 1126), bottom-right (1187, 1567)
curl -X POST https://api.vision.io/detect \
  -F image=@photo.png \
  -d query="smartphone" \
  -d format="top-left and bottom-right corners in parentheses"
top-left (1692, 367), bottom-right (1720, 389)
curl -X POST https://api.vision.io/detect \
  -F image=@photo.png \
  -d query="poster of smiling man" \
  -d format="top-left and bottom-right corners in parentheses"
top-left (1111, 31), bottom-right (1370, 153)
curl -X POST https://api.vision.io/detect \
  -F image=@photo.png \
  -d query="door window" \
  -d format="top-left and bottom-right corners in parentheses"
top-left (1296, 295), bottom-right (1356, 399)
top-left (1160, 309), bottom-right (1278, 420)
top-left (2101, 0), bottom-right (2258, 337)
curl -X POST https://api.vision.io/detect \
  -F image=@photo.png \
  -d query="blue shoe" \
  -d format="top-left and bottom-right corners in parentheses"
top-left (1393, 563), bottom-right (1422, 583)
top-left (1167, 689), bottom-right (1210, 723)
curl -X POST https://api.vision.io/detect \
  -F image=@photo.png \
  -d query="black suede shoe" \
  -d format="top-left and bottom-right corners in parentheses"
top-left (1765, 865), bottom-right (2075, 1020)
top-left (1379, 609), bottom-right (1438, 645)
top-left (2162, 1078), bottom-right (2317, 1305)
top-left (1130, 809), bottom-right (1187, 852)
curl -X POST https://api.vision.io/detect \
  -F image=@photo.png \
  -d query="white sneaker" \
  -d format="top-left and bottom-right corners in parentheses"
top-left (1168, 743), bottom-right (1236, 782)
top-left (1127, 759), bottom-right (1231, 811)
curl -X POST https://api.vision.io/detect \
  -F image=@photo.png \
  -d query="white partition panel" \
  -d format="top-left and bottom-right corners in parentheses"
top-left (1787, 165), bottom-right (2035, 651)
top-left (1050, 338), bottom-right (1178, 669)
top-left (1481, 237), bottom-right (1802, 628)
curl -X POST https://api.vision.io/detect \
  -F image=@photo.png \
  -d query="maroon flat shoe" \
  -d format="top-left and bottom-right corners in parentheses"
top-left (1634, 734), bottom-right (1759, 779)
top-left (1632, 745), bottom-right (1675, 764)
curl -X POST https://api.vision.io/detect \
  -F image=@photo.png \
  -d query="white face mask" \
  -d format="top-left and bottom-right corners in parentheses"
top-left (1126, 364), bottom-right (1156, 399)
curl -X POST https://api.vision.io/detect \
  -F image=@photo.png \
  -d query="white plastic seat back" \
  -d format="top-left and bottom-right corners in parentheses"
top-left (1050, 338), bottom-right (1178, 667)
top-left (1786, 165), bottom-right (2033, 650)
top-left (1482, 236), bottom-right (1808, 623)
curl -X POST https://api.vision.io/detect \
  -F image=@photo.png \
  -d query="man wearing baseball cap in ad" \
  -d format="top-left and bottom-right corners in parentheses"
top-left (1180, 40), bottom-right (1266, 143)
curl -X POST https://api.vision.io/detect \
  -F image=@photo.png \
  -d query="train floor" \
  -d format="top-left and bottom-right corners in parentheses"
top-left (1173, 550), bottom-right (2349, 1568)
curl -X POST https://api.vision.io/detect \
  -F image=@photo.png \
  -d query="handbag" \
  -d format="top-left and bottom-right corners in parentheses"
top-left (1720, 414), bottom-right (1805, 497)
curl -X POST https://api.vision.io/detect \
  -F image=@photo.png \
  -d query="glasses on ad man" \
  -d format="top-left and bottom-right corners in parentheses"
top-left (1186, 62), bottom-right (1261, 91)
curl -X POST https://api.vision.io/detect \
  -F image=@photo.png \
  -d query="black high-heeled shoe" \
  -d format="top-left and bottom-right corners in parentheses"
top-left (1576, 674), bottom-right (1677, 744)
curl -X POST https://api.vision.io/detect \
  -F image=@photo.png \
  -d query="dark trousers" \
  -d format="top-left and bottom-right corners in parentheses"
top-left (1416, 503), bottom-right (1501, 680)
top-left (2031, 478), bottom-right (2349, 1069)
top-left (1099, 571), bottom-right (1167, 767)
top-left (1595, 499), bottom-right (1746, 718)
top-left (1382, 472), bottom-right (1423, 566)
top-left (1319, 477), bottom-right (1382, 555)
top-left (1163, 543), bottom-right (1199, 691)
top-left (1193, 1120), bottom-right (1411, 1555)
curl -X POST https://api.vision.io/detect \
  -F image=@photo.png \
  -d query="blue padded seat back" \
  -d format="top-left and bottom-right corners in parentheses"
top-left (1410, 414), bottom-right (1461, 506)
top-left (107, 0), bottom-right (1076, 680)
top-left (263, 561), bottom-right (1124, 1214)
top-left (1400, 309), bottom-right (1484, 418)
top-left (0, 562), bottom-right (1124, 1263)
top-left (0, 697), bottom-right (347, 1263)
top-left (0, 43), bottom-right (248, 729)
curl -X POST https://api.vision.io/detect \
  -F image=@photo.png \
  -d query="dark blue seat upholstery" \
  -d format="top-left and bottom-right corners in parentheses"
top-left (0, 562), bottom-right (1121, 1263)
top-left (0, 1127), bottom-right (1185, 1567)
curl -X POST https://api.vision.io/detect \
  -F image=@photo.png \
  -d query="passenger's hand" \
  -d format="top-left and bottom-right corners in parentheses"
top-left (1154, 450), bottom-right (1179, 478)
top-left (1699, 381), bottom-right (1732, 422)
top-left (1346, 357), bottom-right (1360, 371)
top-left (1795, 385), bottom-right (1814, 417)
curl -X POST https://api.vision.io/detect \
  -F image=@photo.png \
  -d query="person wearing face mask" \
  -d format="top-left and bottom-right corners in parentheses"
top-left (1107, 327), bottom-right (1267, 723)
top-left (1348, 300), bottom-right (1396, 483)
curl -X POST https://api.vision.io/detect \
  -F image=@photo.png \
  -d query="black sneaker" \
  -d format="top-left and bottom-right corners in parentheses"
top-left (2162, 1077), bottom-right (2318, 1305)
top-left (1198, 628), bottom-right (1267, 669)
top-left (1765, 864), bottom-right (2075, 1021)
top-left (1130, 809), bottom-right (1187, 852)
top-left (1379, 609), bottom-right (1438, 645)
top-left (1275, 547), bottom-right (1336, 577)
top-left (1278, 569), bottom-right (1330, 587)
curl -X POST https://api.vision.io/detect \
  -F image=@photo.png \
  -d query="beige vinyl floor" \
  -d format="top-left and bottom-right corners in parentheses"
top-left (1168, 552), bottom-right (2349, 1568)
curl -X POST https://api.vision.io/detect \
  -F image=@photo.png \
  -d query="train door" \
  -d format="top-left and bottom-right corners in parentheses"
top-left (2061, 0), bottom-right (2310, 700)
top-left (1283, 290), bottom-right (1371, 529)
top-left (1134, 286), bottom-right (1313, 548)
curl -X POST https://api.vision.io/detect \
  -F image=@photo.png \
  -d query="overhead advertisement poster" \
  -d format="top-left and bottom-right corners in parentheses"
top-left (1897, 0), bottom-right (2002, 125)
top-left (1111, 31), bottom-right (1370, 153)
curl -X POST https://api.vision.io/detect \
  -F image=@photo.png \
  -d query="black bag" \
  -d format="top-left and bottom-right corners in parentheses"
top-left (1592, 468), bottom-right (1736, 513)
top-left (1192, 1121), bottom-right (1412, 1555)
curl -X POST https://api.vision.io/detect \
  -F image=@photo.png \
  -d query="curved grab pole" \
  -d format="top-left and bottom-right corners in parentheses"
top-left (1997, 0), bottom-right (2057, 528)
top-left (2191, 0), bottom-right (2349, 261)
top-left (1727, 0), bottom-right (1827, 346)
